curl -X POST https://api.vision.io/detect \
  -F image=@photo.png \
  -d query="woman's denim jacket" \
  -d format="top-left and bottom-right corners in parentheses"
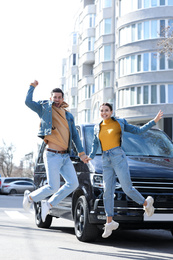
top-left (25, 86), bottom-right (84, 154)
top-left (89, 116), bottom-right (156, 159)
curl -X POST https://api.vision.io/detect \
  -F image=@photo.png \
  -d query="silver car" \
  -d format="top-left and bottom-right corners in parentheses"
top-left (2, 180), bottom-right (35, 195)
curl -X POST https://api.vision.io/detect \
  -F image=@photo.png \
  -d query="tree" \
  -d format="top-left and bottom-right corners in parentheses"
top-left (0, 141), bottom-right (16, 177)
top-left (157, 25), bottom-right (173, 58)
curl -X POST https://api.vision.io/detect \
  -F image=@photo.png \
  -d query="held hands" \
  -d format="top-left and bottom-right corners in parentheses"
top-left (80, 154), bottom-right (92, 164)
top-left (154, 110), bottom-right (163, 123)
top-left (31, 80), bottom-right (39, 88)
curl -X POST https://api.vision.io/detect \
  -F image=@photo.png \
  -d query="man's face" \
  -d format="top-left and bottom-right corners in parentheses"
top-left (51, 92), bottom-right (64, 107)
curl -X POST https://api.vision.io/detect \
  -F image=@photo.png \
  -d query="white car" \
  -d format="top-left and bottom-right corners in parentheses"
top-left (2, 180), bottom-right (35, 195)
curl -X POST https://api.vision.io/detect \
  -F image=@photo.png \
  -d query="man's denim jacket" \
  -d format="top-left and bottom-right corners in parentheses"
top-left (25, 86), bottom-right (84, 154)
top-left (89, 116), bottom-right (156, 159)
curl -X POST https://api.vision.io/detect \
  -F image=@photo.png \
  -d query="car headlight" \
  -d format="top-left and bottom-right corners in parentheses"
top-left (90, 173), bottom-right (103, 188)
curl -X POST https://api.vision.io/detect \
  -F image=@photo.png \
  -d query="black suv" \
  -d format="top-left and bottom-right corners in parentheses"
top-left (33, 124), bottom-right (173, 242)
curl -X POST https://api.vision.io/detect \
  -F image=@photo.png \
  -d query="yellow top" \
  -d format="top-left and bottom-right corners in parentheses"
top-left (99, 118), bottom-right (121, 151)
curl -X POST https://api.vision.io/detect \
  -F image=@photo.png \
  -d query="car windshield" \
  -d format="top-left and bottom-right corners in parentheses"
top-left (84, 126), bottom-right (173, 158)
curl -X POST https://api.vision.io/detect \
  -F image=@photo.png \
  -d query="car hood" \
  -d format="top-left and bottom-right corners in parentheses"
top-left (91, 155), bottom-right (173, 178)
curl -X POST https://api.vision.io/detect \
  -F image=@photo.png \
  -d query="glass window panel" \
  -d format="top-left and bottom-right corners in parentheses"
top-left (168, 19), bottom-right (173, 36)
top-left (130, 87), bottom-right (135, 105)
top-left (131, 55), bottom-right (136, 73)
top-left (127, 26), bottom-right (131, 43)
top-left (151, 0), bottom-right (157, 6)
top-left (126, 56), bottom-right (131, 74)
top-left (168, 84), bottom-right (173, 103)
top-left (168, 0), bottom-right (173, 6)
top-left (151, 52), bottom-right (157, 70)
top-left (151, 20), bottom-right (157, 38)
top-left (144, 21), bottom-right (149, 39)
top-left (160, 0), bottom-right (165, 5)
top-left (168, 58), bottom-right (173, 69)
top-left (138, 23), bottom-right (142, 40)
top-left (105, 18), bottom-right (111, 34)
top-left (137, 87), bottom-right (141, 104)
top-left (160, 54), bottom-right (165, 70)
top-left (160, 20), bottom-right (165, 37)
top-left (138, 0), bottom-right (142, 8)
top-left (103, 0), bottom-right (112, 8)
top-left (104, 45), bottom-right (111, 61)
top-left (137, 55), bottom-right (141, 71)
top-left (104, 72), bottom-right (111, 87)
top-left (144, 0), bottom-right (150, 8)
top-left (132, 24), bottom-right (136, 42)
top-left (143, 53), bottom-right (149, 71)
top-left (160, 85), bottom-right (165, 103)
top-left (151, 85), bottom-right (157, 104)
top-left (143, 85), bottom-right (149, 104)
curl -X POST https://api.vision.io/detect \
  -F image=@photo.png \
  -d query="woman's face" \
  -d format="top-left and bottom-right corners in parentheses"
top-left (100, 105), bottom-right (113, 120)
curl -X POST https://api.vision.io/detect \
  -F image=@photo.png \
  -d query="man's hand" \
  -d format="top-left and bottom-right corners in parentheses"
top-left (80, 154), bottom-right (89, 164)
top-left (31, 80), bottom-right (39, 88)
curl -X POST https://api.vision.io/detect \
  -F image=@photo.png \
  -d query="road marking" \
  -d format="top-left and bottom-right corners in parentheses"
top-left (4, 211), bottom-right (28, 220)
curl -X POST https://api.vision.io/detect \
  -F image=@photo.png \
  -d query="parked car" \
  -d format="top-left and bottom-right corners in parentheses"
top-left (33, 124), bottom-right (173, 242)
top-left (0, 177), bottom-right (34, 194)
top-left (1, 180), bottom-right (35, 195)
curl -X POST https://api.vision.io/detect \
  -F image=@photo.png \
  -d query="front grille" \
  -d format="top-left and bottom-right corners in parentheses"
top-left (131, 178), bottom-right (173, 194)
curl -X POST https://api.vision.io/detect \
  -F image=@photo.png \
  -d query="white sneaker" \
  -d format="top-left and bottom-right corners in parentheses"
top-left (102, 220), bottom-right (119, 238)
top-left (23, 190), bottom-right (32, 212)
top-left (41, 200), bottom-right (50, 222)
top-left (144, 196), bottom-right (155, 217)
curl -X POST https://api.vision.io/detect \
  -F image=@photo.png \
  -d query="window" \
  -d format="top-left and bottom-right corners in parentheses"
top-left (168, 58), bottom-right (173, 69)
top-left (73, 54), bottom-right (76, 66)
top-left (143, 53), bottom-right (149, 71)
top-left (143, 85), bottom-right (149, 104)
top-left (88, 37), bottom-right (95, 51)
top-left (160, 54), bottom-right (165, 70)
top-left (104, 45), bottom-right (111, 61)
top-left (137, 55), bottom-right (142, 71)
top-left (151, 20), bottom-right (157, 38)
top-left (73, 33), bottom-right (77, 45)
top-left (137, 87), bottom-right (141, 104)
top-left (160, 85), bottom-right (165, 103)
top-left (104, 72), bottom-right (111, 87)
top-left (130, 87), bottom-right (135, 105)
top-left (71, 96), bottom-right (76, 108)
top-left (132, 24), bottom-right (136, 42)
top-left (144, 0), bottom-right (150, 8)
top-left (151, 52), bottom-right (157, 70)
top-left (168, 0), bottom-right (173, 6)
top-left (160, 20), bottom-right (165, 37)
top-left (151, 0), bottom-right (157, 6)
top-left (160, 0), bottom-right (165, 5)
top-left (138, 0), bottom-right (142, 9)
top-left (104, 18), bottom-right (111, 34)
top-left (151, 85), bottom-right (157, 103)
top-left (137, 23), bottom-right (142, 40)
top-left (131, 55), bottom-right (136, 73)
top-left (103, 0), bottom-right (112, 8)
top-left (144, 21), bottom-right (149, 39)
top-left (168, 84), bottom-right (173, 103)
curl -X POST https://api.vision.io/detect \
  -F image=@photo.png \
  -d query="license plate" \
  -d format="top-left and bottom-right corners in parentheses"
top-left (144, 213), bottom-right (173, 221)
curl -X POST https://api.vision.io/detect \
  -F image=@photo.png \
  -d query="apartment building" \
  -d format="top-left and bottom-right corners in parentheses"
top-left (59, 0), bottom-right (173, 139)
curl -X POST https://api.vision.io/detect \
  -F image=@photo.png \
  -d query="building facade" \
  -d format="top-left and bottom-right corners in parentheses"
top-left (59, 0), bottom-right (173, 139)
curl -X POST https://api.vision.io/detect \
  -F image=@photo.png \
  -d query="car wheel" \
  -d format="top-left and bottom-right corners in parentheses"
top-left (34, 202), bottom-right (52, 228)
top-left (9, 189), bottom-right (17, 195)
top-left (74, 195), bottom-right (99, 242)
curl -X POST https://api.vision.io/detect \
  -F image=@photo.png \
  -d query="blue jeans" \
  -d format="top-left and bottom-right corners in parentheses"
top-left (102, 147), bottom-right (145, 217)
top-left (30, 151), bottom-right (79, 207)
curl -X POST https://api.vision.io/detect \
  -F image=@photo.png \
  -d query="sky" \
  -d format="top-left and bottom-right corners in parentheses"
top-left (0, 0), bottom-right (80, 165)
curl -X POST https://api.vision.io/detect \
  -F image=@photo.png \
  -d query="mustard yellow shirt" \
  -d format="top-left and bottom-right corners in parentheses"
top-left (99, 118), bottom-right (121, 151)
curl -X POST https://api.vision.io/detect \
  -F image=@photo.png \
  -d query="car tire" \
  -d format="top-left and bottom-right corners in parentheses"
top-left (34, 202), bottom-right (52, 228)
top-left (9, 189), bottom-right (17, 195)
top-left (74, 195), bottom-right (99, 242)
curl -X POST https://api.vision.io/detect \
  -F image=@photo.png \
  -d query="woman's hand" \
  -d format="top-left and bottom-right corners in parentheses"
top-left (154, 110), bottom-right (163, 123)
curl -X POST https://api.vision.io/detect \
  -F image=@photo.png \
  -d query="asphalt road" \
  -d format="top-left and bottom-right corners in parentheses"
top-left (0, 195), bottom-right (173, 260)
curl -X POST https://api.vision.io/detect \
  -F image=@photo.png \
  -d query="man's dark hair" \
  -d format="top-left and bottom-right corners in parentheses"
top-left (51, 88), bottom-right (64, 98)
top-left (100, 103), bottom-right (113, 111)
